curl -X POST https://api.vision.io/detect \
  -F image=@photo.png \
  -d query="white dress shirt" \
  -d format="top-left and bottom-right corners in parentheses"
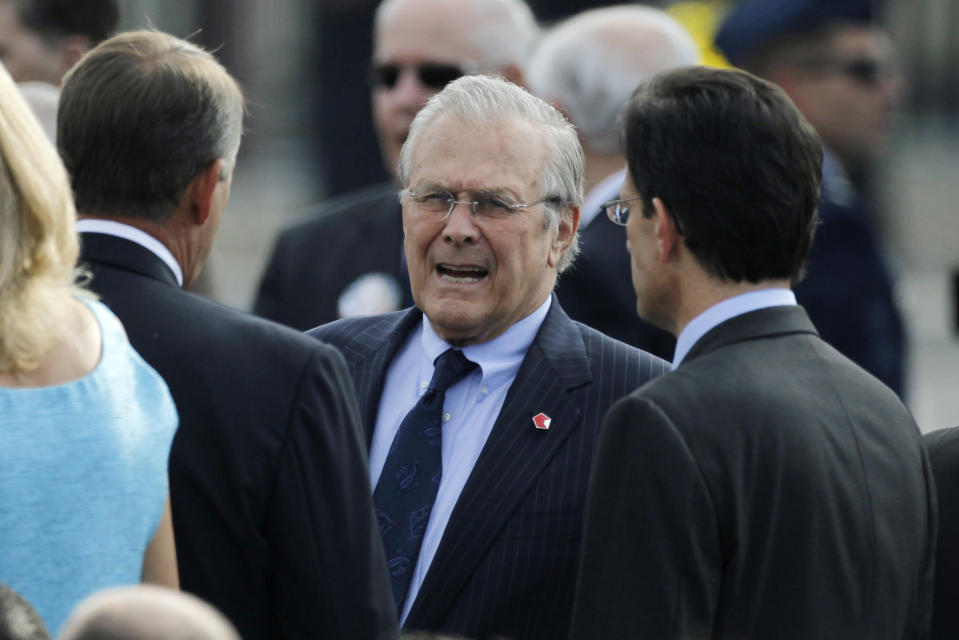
top-left (580, 168), bottom-right (627, 229)
top-left (673, 288), bottom-right (797, 368)
top-left (369, 296), bottom-right (552, 623)
top-left (76, 219), bottom-right (184, 287)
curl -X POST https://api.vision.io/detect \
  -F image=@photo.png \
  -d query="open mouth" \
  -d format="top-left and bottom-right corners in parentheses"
top-left (436, 264), bottom-right (488, 283)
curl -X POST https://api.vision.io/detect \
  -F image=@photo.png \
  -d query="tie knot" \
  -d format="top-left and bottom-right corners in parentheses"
top-left (429, 349), bottom-right (477, 395)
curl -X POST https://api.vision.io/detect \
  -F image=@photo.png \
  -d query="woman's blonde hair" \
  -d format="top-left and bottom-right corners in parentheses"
top-left (0, 62), bottom-right (88, 373)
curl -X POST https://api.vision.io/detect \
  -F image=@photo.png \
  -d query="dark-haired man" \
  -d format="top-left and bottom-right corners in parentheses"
top-left (570, 66), bottom-right (935, 639)
top-left (60, 30), bottom-right (395, 639)
top-left (0, 0), bottom-right (118, 139)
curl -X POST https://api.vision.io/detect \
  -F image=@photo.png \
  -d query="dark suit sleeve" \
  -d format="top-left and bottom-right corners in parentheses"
top-left (925, 427), bottom-right (959, 640)
top-left (264, 343), bottom-right (397, 639)
top-left (570, 395), bottom-right (720, 640)
top-left (253, 231), bottom-right (294, 325)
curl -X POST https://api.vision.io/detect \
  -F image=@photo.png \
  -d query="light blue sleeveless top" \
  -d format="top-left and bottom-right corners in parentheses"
top-left (0, 299), bottom-right (177, 634)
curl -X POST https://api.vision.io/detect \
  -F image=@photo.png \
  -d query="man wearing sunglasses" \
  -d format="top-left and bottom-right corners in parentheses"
top-left (255, 0), bottom-right (537, 331)
top-left (715, 0), bottom-right (907, 399)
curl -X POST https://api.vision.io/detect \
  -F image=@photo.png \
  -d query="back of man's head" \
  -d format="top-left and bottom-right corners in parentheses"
top-left (58, 586), bottom-right (240, 640)
top-left (57, 30), bottom-right (244, 223)
top-left (370, 0), bottom-right (539, 173)
top-left (0, 582), bottom-right (49, 640)
top-left (526, 5), bottom-right (698, 155)
top-left (623, 66), bottom-right (822, 284)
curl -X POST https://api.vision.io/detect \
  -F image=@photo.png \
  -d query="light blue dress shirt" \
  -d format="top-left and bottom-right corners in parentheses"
top-left (672, 288), bottom-right (797, 368)
top-left (369, 296), bottom-right (552, 623)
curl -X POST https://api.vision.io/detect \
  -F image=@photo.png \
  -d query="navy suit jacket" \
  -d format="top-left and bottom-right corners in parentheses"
top-left (80, 232), bottom-right (396, 640)
top-left (309, 300), bottom-right (669, 639)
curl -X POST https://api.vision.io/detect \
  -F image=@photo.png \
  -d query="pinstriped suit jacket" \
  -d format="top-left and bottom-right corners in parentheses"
top-left (308, 298), bottom-right (669, 639)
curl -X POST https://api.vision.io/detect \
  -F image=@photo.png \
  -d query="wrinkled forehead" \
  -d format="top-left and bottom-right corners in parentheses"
top-left (374, 0), bottom-right (484, 64)
top-left (408, 114), bottom-right (549, 196)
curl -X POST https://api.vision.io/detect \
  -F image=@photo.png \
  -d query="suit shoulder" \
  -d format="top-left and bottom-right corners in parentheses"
top-left (926, 426), bottom-right (959, 462)
top-left (574, 320), bottom-right (671, 378)
top-left (307, 310), bottom-right (409, 354)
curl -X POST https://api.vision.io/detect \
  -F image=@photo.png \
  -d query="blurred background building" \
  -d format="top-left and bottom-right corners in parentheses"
top-left (119, 0), bottom-right (957, 431)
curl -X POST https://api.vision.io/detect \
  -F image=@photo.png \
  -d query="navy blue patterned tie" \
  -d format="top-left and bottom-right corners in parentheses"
top-left (373, 348), bottom-right (477, 611)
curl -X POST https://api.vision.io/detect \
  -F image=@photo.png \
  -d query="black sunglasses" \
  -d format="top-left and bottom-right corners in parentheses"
top-left (369, 62), bottom-right (466, 90)
top-left (801, 56), bottom-right (897, 87)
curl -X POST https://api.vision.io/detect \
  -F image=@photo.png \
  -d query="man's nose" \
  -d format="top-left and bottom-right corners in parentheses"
top-left (442, 201), bottom-right (479, 244)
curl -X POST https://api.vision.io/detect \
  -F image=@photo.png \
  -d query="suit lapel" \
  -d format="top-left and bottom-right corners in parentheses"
top-left (406, 299), bottom-right (592, 627)
top-left (79, 232), bottom-right (180, 287)
top-left (683, 305), bottom-right (819, 365)
top-left (339, 309), bottom-right (423, 446)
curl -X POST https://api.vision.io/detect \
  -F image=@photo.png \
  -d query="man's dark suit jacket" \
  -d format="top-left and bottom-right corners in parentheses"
top-left (309, 300), bottom-right (669, 640)
top-left (924, 426), bottom-right (959, 640)
top-left (571, 305), bottom-right (936, 639)
top-left (254, 181), bottom-right (413, 330)
top-left (80, 232), bottom-right (396, 640)
top-left (556, 210), bottom-right (675, 361)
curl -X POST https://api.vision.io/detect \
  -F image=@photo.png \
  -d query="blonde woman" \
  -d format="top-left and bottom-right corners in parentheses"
top-left (0, 62), bottom-right (178, 635)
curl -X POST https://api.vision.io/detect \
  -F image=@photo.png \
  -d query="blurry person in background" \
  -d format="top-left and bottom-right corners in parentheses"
top-left (0, 61), bottom-right (177, 636)
top-left (0, 0), bottom-right (118, 139)
top-left (59, 586), bottom-right (240, 640)
top-left (254, 0), bottom-right (539, 330)
top-left (526, 4), bottom-right (699, 360)
top-left (716, 0), bottom-right (907, 397)
top-left (60, 31), bottom-right (395, 639)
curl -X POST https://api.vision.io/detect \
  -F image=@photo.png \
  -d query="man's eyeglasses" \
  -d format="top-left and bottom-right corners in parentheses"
top-left (800, 56), bottom-right (898, 87)
top-left (370, 62), bottom-right (471, 90)
top-left (404, 189), bottom-right (564, 221)
top-left (600, 197), bottom-right (643, 227)
top-left (602, 196), bottom-right (685, 235)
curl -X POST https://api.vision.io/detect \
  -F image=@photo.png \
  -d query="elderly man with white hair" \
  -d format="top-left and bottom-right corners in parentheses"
top-left (255, 0), bottom-right (540, 331)
top-left (526, 5), bottom-right (699, 358)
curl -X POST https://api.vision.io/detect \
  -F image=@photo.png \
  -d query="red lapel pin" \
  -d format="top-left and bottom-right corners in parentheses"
top-left (532, 413), bottom-right (551, 430)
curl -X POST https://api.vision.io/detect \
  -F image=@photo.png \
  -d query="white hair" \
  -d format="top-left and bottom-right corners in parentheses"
top-left (398, 74), bottom-right (585, 272)
top-left (374, 0), bottom-right (540, 70)
top-left (526, 5), bottom-right (699, 154)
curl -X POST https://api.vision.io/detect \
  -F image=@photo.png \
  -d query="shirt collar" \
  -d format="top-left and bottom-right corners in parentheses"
top-left (581, 168), bottom-right (626, 229)
top-left (672, 288), bottom-right (796, 368)
top-left (77, 219), bottom-right (184, 287)
top-left (419, 295), bottom-right (552, 394)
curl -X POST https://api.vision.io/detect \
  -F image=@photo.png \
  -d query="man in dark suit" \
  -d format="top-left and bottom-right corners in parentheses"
top-left (525, 5), bottom-right (699, 360)
top-left (569, 66), bottom-right (935, 639)
top-left (310, 75), bottom-right (669, 640)
top-left (254, 0), bottom-right (539, 330)
top-left (924, 426), bottom-right (959, 640)
top-left (58, 30), bottom-right (395, 639)
top-left (715, 0), bottom-right (906, 397)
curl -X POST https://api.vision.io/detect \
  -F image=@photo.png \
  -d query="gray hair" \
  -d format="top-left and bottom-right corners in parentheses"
top-left (374, 0), bottom-right (540, 70)
top-left (58, 30), bottom-right (244, 222)
top-left (526, 5), bottom-right (699, 154)
top-left (398, 74), bottom-right (584, 272)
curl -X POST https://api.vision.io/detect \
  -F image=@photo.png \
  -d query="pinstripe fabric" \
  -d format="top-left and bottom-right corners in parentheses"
top-left (309, 298), bottom-right (669, 639)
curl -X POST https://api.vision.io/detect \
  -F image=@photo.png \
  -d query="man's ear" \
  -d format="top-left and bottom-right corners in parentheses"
top-left (652, 197), bottom-right (681, 262)
top-left (188, 159), bottom-right (226, 225)
top-left (547, 205), bottom-right (580, 269)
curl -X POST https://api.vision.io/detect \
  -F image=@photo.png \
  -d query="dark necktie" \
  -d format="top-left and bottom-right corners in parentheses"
top-left (373, 348), bottom-right (478, 611)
